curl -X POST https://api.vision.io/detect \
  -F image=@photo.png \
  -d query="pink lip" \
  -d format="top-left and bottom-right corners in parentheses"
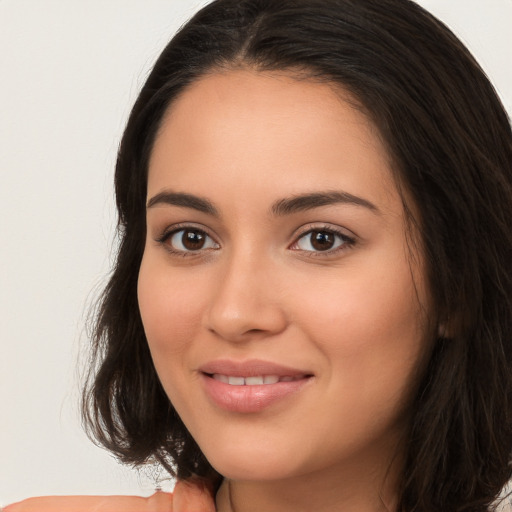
top-left (199, 359), bottom-right (313, 413)
top-left (199, 359), bottom-right (310, 378)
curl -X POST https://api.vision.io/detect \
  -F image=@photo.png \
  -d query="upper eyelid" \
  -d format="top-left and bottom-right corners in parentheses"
top-left (156, 222), bottom-right (217, 240)
top-left (291, 223), bottom-right (356, 240)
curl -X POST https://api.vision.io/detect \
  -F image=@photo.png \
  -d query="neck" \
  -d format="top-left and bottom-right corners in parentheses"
top-left (215, 447), bottom-right (402, 512)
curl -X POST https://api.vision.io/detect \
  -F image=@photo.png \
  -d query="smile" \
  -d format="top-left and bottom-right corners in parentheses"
top-left (211, 374), bottom-right (305, 385)
top-left (199, 360), bottom-right (313, 413)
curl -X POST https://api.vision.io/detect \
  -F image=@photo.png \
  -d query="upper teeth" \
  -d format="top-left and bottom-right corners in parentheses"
top-left (212, 374), bottom-right (298, 385)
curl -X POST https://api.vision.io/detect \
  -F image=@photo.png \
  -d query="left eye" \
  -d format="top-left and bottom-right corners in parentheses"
top-left (168, 229), bottom-right (218, 252)
top-left (293, 229), bottom-right (350, 252)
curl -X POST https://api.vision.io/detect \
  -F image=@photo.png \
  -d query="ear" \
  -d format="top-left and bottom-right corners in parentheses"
top-left (437, 317), bottom-right (454, 339)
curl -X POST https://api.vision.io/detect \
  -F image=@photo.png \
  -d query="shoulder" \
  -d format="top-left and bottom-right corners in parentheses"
top-left (2, 492), bottom-right (173, 512)
top-left (2, 480), bottom-right (216, 512)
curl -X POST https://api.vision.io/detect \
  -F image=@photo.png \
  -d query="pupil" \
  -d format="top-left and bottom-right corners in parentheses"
top-left (182, 230), bottom-right (205, 250)
top-left (311, 231), bottom-right (334, 251)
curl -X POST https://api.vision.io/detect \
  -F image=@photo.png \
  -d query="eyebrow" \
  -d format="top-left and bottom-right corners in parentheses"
top-left (146, 189), bottom-right (379, 217)
top-left (270, 191), bottom-right (379, 216)
top-left (147, 191), bottom-right (219, 216)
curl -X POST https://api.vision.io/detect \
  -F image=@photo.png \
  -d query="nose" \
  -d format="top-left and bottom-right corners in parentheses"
top-left (204, 253), bottom-right (288, 343)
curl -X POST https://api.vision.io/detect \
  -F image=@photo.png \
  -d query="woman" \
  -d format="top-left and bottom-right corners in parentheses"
top-left (6, 0), bottom-right (512, 510)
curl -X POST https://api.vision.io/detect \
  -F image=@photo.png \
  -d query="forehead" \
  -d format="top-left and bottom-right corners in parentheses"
top-left (148, 69), bottom-right (398, 215)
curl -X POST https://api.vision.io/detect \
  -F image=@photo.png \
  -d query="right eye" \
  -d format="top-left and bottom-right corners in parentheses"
top-left (159, 228), bottom-right (219, 254)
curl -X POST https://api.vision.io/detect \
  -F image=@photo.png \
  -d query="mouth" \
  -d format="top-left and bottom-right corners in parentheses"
top-left (199, 359), bottom-right (313, 413)
top-left (207, 374), bottom-right (307, 385)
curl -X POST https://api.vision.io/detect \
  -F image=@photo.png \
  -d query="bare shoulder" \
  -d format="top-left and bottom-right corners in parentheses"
top-left (2, 492), bottom-right (173, 512)
top-left (2, 480), bottom-right (216, 512)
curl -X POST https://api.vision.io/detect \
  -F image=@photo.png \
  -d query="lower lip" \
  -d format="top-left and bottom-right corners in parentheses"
top-left (201, 374), bottom-right (312, 413)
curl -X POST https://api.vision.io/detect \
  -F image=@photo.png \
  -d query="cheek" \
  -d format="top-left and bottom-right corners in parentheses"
top-left (300, 270), bottom-right (423, 340)
top-left (292, 256), bottom-right (429, 397)
top-left (137, 254), bottom-right (206, 358)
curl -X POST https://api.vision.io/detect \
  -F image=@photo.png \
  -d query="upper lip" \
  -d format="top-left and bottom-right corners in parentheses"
top-left (199, 359), bottom-right (312, 378)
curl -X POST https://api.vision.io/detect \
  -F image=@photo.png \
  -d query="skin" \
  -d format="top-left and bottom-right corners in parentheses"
top-left (138, 69), bottom-right (433, 512)
top-left (3, 480), bottom-right (216, 511)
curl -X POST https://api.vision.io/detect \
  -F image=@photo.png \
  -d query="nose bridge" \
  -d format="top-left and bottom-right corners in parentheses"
top-left (205, 243), bottom-right (286, 341)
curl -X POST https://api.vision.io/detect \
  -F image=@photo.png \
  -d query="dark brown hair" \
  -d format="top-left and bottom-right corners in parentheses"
top-left (82, 1), bottom-right (512, 510)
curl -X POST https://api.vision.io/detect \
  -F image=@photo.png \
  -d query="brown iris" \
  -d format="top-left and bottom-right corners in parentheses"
top-left (310, 230), bottom-right (336, 251)
top-left (181, 229), bottom-right (207, 250)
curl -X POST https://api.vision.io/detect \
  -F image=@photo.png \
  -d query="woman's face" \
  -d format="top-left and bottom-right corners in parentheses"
top-left (138, 69), bottom-right (432, 482)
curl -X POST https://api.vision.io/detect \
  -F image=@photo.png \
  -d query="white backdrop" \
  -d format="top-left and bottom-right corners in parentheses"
top-left (1, 0), bottom-right (511, 506)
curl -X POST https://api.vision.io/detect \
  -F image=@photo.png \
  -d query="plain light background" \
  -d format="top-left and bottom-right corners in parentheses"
top-left (1, 0), bottom-right (511, 506)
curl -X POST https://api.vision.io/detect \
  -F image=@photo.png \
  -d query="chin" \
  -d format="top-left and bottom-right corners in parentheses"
top-left (203, 443), bottom-right (306, 482)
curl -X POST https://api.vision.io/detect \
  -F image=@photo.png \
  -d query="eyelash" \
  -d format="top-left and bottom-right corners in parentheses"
top-left (155, 224), bottom-right (356, 258)
top-left (290, 225), bottom-right (356, 257)
top-left (155, 223), bottom-right (219, 257)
